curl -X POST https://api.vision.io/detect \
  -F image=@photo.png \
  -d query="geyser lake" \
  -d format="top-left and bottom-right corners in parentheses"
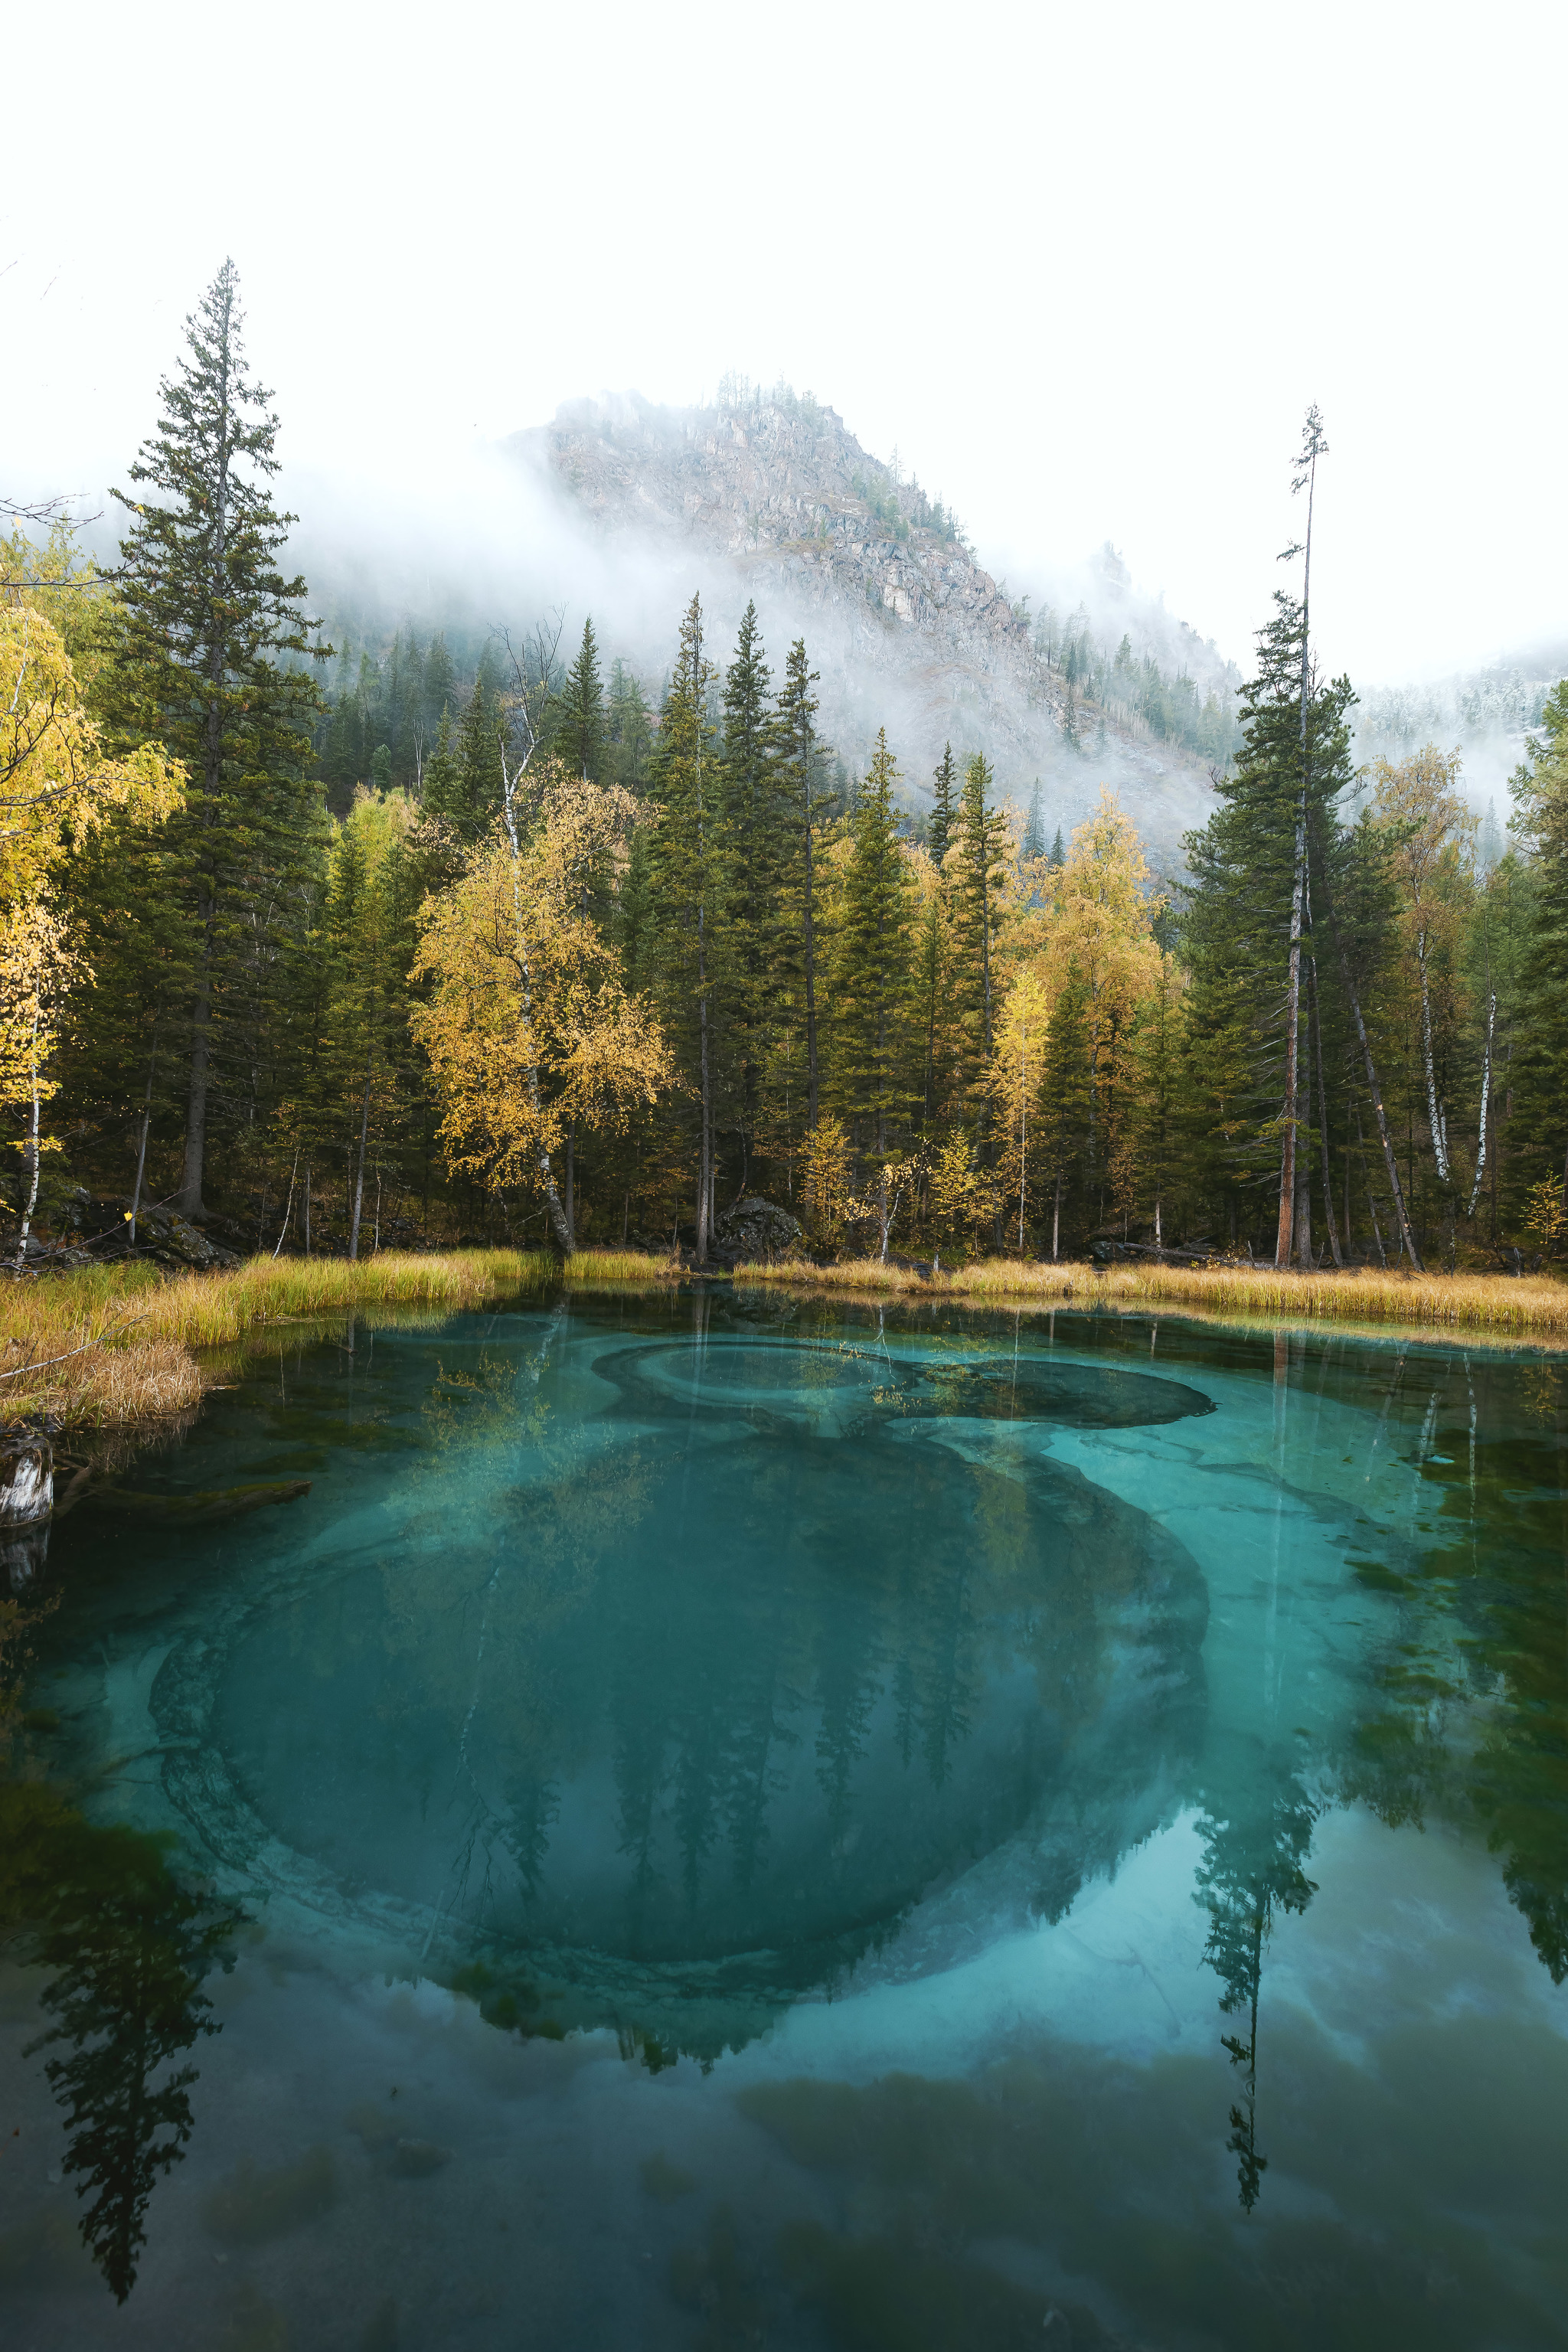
top-left (3, 1288), bottom-right (1566, 2350)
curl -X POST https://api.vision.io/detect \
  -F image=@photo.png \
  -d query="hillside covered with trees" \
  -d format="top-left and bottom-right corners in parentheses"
top-left (5, 265), bottom-right (1567, 1279)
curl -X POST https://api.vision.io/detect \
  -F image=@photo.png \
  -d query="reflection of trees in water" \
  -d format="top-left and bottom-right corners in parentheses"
top-left (2, 1789), bottom-right (239, 2303)
top-left (1341, 1364), bottom-right (1568, 1987)
top-left (1194, 1771), bottom-right (1318, 2213)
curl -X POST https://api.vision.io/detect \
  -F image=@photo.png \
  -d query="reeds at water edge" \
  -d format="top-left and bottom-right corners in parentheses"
top-left (733, 1255), bottom-right (1568, 1340)
top-left (5, 1245), bottom-right (1563, 1434)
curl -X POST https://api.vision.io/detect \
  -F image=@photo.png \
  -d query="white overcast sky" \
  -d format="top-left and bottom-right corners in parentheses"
top-left (5, 0), bottom-right (1563, 688)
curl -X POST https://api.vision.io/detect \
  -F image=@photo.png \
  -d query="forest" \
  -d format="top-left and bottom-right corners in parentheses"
top-left (5, 262), bottom-right (1567, 1281)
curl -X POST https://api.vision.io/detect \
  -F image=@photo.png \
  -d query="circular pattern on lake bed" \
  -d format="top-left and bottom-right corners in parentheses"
top-left (597, 1337), bottom-right (1216, 1429)
top-left (177, 1378), bottom-right (1209, 2026)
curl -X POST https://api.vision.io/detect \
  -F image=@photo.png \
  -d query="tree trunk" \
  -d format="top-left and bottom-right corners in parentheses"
top-left (348, 1052), bottom-right (371, 1261)
top-left (696, 911), bottom-right (710, 1266)
top-left (1315, 844), bottom-right (1423, 1269)
top-left (178, 890), bottom-right (215, 1217)
top-left (1276, 827), bottom-right (1306, 1267)
top-left (802, 818), bottom-right (819, 1133)
top-left (1356, 1105), bottom-right (1388, 1267)
top-left (273, 1147), bottom-right (299, 1259)
top-left (1417, 925), bottom-right (1452, 1185)
top-left (1307, 942), bottom-right (1342, 1264)
top-left (1467, 991), bottom-right (1496, 1218)
top-left (14, 1004), bottom-right (42, 1272)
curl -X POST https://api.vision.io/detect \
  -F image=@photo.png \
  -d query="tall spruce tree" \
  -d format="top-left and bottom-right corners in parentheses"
top-left (770, 639), bottom-right (833, 1134)
top-left (1508, 679), bottom-right (1568, 1221)
top-left (929, 742), bottom-right (958, 867)
top-left (720, 603), bottom-right (773, 1172)
top-left (648, 596), bottom-right (722, 1259)
top-left (952, 754), bottom-right (1011, 1131)
top-left (1275, 405), bottom-right (1328, 1266)
top-left (1021, 779), bottom-right (1046, 861)
top-left (104, 259), bottom-right (326, 1215)
top-left (831, 729), bottom-right (916, 1161)
top-left (552, 618), bottom-right (606, 780)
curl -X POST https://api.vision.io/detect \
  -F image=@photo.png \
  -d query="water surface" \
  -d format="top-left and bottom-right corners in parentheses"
top-left (3, 1289), bottom-right (1566, 2348)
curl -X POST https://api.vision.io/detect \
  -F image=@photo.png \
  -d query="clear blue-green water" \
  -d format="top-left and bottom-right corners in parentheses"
top-left (3, 1289), bottom-right (1566, 2349)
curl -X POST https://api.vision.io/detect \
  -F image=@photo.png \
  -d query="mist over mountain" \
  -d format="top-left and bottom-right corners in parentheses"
top-left (296, 381), bottom-right (1243, 861)
top-left (1351, 650), bottom-right (1568, 837)
top-left (294, 379), bottom-right (1554, 864)
top-left (503, 384), bottom-right (1232, 857)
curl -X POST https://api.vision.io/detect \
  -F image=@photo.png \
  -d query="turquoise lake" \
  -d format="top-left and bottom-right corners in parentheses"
top-left (2, 1289), bottom-right (1566, 2349)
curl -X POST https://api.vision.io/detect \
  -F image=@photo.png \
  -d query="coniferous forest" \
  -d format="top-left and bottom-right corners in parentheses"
top-left (6, 263), bottom-right (1567, 1279)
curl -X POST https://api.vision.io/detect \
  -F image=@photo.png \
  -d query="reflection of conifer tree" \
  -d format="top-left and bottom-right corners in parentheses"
top-left (610, 1591), bottom-right (675, 1949)
top-left (8, 1802), bottom-right (239, 2303)
top-left (672, 1659), bottom-right (726, 1915)
top-left (814, 1588), bottom-right (883, 1846)
top-left (722, 1645), bottom-right (801, 1893)
top-left (1194, 1771), bottom-right (1318, 2213)
top-left (502, 1777), bottom-right (560, 1907)
top-left (918, 1555), bottom-right (975, 1790)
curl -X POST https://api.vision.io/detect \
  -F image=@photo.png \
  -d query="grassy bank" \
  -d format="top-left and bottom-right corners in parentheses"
top-left (734, 1255), bottom-right (1568, 1341)
top-left (0, 1250), bottom-right (556, 1429)
top-left (5, 1245), bottom-right (1562, 1436)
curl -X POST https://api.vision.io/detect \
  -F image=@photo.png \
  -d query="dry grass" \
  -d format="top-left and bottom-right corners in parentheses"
top-left (735, 1254), bottom-right (1568, 1343)
top-left (7, 1242), bottom-right (1560, 1436)
top-left (560, 1248), bottom-right (680, 1289)
top-left (0, 1250), bottom-right (558, 1429)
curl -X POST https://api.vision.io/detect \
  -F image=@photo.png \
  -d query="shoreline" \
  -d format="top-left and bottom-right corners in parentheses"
top-left (3, 1248), bottom-right (1563, 1439)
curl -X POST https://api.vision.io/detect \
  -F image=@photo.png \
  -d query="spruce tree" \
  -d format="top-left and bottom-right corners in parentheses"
top-left (423, 634), bottom-right (456, 733)
top-left (929, 743), bottom-right (958, 867)
top-left (451, 674), bottom-right (505, 843)
top-left (720, 603), bottom-right (773, 1171)
top-left (1038, 969), bottom-right (1090, 1259)
top-left (647, 596), bottom-right (722, 1258)
top-left (1021, 779), bottom-right (1046, 861)
top-left (831, 729), bottom-right (916, 1161)
top-left (103, 258), bottom-right (326, 1216)
top-left (769, 639), bottom-right (833, 1134)
top-left (607, 659), bottom-right (652, 789)
top-left (1508, 678), bottom-right (1568, 1224)
top-left (552, 618), bottom-right (606, 780)
top-left (952, 754), bottom-right (1011, 1128)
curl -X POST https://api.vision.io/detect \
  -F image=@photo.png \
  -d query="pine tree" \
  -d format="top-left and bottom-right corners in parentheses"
top-left (1050, 825), bottom-right (1066, 868)
top-left (831, 729), bottom-right (916, 1162)
top-left (720, 603), bottom-right (773, 1175)
top-left (423, 634), bottom-right (456, 733)
top-left (451, 674), bottom-right (505, 843)
top-left (1506, 678), bottom-right (1568, 1227)
top-left (103, 258), bottom-right (326, 1216)
top-left (606, 659), bottom-right (652, 790)
top-left (952, 754), bottom-right (1011, 1130)
top-left (1021, 779), bottom-right (1046, 861)
top-left (552, 618), bottom-right (606, 781)
top-left (1038, 969), bottom-right (1090, 1259)
top-left (647, 596), bottom-right (722, 1258)
top-left (929, 743), bottom-right (958, 868)
top-left (769, 639), bottom-right (833, 1135)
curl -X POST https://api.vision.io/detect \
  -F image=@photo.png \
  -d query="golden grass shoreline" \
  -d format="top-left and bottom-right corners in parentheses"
top-left (3, 1246), bottom-right (1563, 1434)
top-left (731, 1253), bottom-right (1568, 1344)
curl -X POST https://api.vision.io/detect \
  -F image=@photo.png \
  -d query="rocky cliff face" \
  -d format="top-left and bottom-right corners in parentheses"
top-left (505, 390), bottom-right (1217, 860)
